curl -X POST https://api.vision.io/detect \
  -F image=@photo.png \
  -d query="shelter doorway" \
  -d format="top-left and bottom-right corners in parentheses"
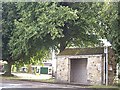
top-left (70, 58), bottom-right (88, 84)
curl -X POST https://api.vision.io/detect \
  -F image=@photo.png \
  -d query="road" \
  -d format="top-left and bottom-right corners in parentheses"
top-left (0, 73), bottom-right (118, 90)
top-left (0, 79), bottom-right (87, 89)
top-left (1, 79), bottom-right (117, 90)
top-left (0, 72), bottom-right (85, 89)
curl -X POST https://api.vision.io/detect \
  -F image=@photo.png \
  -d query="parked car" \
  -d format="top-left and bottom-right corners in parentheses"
top-left (20, 67), bottom-right (28, 73)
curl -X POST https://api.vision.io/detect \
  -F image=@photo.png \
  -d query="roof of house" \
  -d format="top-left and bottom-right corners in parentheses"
top-left (58, 47), bottom-right (104, 56)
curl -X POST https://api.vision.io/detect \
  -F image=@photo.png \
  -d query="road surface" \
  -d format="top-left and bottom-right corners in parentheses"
top-left (0, 73), bottom-right (118, 90)
top-left (1, 79), bottom-right (84, 88)
top-left (0, 79), bottom-right (118, 90)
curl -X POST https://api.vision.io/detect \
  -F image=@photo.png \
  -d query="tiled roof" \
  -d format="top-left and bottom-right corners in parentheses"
top-left (58, 47), bottom-right (104, 56)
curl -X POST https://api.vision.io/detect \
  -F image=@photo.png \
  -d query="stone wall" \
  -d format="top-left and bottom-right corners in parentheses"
top-left (87, 55), bottom-right (103, 85)
top-left (108, 48), bottom-right (116, 85)
top-left (56, 55), bottom-right (103, 85)
top-left (56, 47), bottom-right (116, 85)
top-left (56, 57), bottom-right (69, 83)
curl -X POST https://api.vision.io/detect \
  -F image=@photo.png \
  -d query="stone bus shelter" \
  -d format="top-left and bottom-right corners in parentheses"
top-left (56, 47), bottom-right (116, 85)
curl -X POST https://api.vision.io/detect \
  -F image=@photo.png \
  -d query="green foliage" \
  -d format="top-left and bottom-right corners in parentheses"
top-left (10, 2), bottom-right (106, 56)
top-left (9, 2), bottom-right (78, 59)
top-left (96, 2), bottom-right (119, 62)
top-left (113, 2), bottom-right (120, 63)
top-left (30, 48), bottom-right (49, 65)
top-left (3, 2), bottom-right (120, 68)
top-left (2, 2), bottom-right (19, 62)
top-left (58, 3), bottom-right (105, 48)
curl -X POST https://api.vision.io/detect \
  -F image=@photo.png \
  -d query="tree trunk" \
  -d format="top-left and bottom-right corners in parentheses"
top-left (60, 39), bottom-right (67, 52)
top-left (59, 22), bottom-right (69, 52)
top-left (4, 61), bottom-right (13, 76)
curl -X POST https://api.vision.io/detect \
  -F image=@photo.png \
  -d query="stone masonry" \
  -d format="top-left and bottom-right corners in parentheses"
top-left (56, 47), bottom-right (116, 85)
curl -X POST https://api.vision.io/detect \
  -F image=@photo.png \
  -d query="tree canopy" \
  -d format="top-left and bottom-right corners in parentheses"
top-left (2, 2), bottom-right (20, 75)
top-left (9, 2), bottom-right (105, 59)
top-left (2, 2), bottom-right (19, 62)
top-left (96, 2), bottom-right (119, 62)
top-left (2, 2), bottom-right (120, 75)
top-left (9, 2), bottom-right (78, 59)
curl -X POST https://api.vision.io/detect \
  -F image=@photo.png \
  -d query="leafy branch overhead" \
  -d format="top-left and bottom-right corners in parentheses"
top-left (10, 2), bottom-right (105, 57)
top-left (2, 2), bottom-right (119, 76)
top-left (9, 2), bottom-right (78, 59)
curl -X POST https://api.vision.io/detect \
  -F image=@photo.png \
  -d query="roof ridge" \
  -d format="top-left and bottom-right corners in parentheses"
top-left (59, 47), bottom-right (104, 56)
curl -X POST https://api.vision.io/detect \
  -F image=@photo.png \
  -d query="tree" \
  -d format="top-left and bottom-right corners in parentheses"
top-left (57, 2), bottom-right (105, 50)
top-left (4, 2), bottom-right (119, 76)
top-left (95, 2), bottom-right (119, 63)
top-left (10, 2), bottom-right (105, 58)
top-left (9, 2), bottom-right (78, 58)
top-left (2, 3), bottom-right (53, 75)
top-left (2, 2), bottom-right (20, 76)
top-left (112, 2), bottom-right (120, 64)
top-left (1, 2), bottom-right (78, 76)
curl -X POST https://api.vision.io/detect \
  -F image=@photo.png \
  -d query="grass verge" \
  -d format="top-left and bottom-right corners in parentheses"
top-left (0, 75), bottom-right (55, 83)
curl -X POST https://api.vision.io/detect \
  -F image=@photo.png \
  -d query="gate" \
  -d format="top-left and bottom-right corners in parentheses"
top-left (40, 67), bottom-right (48, 74)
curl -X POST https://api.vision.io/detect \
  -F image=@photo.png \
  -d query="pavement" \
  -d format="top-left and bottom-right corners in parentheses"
top-left (13, 73), bottom-right (52, 80)
top-left (0, 72), bottom-right (52, 80)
